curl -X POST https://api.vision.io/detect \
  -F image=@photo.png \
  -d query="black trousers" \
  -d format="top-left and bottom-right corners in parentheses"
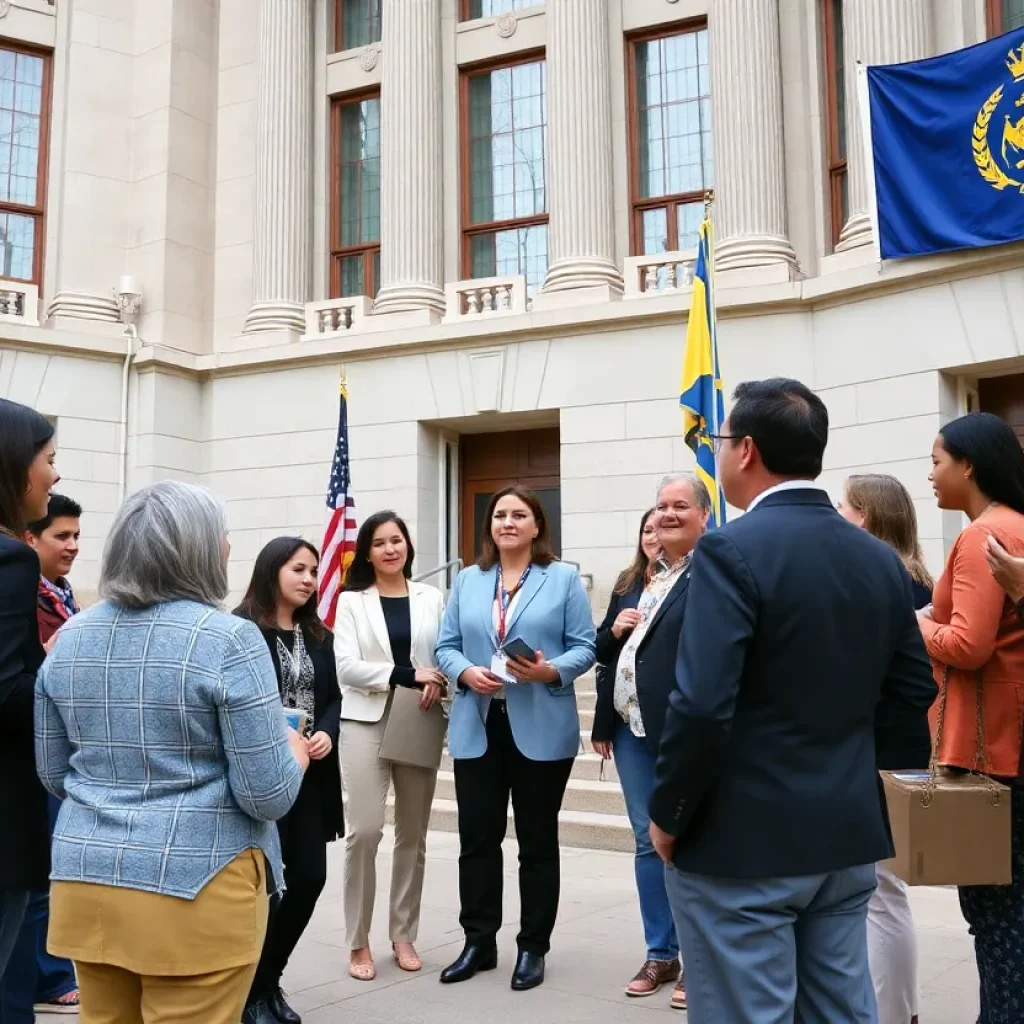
top-left (959, 786), bottom-right (1024, 1024)
top-left (250, 778), bottom-right (328, 1002)
top-left (453, 701), bottom-right (574, 956)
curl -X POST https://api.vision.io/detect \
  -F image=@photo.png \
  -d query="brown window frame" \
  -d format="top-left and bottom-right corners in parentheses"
top-left (459, 50), bottom-right (549, 283)
top-left (329, 90), bottom-right (381, 300)
top-left (0, 40), bottom-right (52, 286)
top-left (333, 0), bottom-right (382, 54)
top-left (625, 20), bottom-right (712, 256)
top-left (821, 0), bottom-right (847, 251)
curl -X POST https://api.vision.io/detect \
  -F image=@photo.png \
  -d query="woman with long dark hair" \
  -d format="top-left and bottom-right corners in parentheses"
top-left (919, 412), bottom-right (1024, 1024)
top-left (334, 511), bottom-right (446, 981)
top-left (839, 473), bottom-right (933, 1024)
top-left (591, 509), bottom-right (658, 757)
top-left (436, 486), bottom-right (595, 992)
top-left (0, 399), bottom-right (58, 982)
top-left (235, 537), bottom-right (343, 1024)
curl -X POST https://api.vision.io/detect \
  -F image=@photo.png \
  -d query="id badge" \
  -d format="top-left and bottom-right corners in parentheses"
top-left (490, 653), bottom-right (515, 684)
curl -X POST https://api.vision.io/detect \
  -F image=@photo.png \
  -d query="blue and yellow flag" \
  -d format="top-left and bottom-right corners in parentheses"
top-left (867, 25), bottom-right (1024, 258)
top-left (680, 219), bottom-right (726, 528)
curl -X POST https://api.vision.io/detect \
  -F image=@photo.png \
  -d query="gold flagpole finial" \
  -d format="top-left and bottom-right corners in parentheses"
top-left (339, 365), bottom-right (348, 395)
top-left (703, 189), bottom-right (715, 219)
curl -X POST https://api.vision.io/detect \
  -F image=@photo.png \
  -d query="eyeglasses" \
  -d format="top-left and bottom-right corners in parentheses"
top-left (706, 432), bottom-right (741, 455)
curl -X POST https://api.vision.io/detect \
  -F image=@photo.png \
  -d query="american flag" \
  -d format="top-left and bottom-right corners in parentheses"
top-left (317, 376), bottom-right (358, 629)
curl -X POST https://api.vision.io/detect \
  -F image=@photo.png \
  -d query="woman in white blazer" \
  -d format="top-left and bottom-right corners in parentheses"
top-left (334, 511), bottom-right (447, 983)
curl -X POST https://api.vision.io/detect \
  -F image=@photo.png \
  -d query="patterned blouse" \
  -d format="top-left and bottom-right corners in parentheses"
top-left (276, 627), bottom-right (316, 737)
top-left (613, 555), bottom-right (692, 737)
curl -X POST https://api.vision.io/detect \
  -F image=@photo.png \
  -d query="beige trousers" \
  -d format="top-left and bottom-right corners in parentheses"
top-left (340, 710), bottom-right (438, 950)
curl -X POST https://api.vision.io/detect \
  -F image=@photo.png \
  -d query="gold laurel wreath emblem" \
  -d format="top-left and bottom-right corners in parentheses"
top-left (973, 84), bottom-right (1024, 191)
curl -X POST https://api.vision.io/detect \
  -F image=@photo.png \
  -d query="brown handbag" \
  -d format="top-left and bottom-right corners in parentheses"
top-left (881, 666), bottom-right (1012, 885)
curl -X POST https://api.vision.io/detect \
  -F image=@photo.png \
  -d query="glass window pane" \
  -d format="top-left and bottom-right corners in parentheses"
top-left (633, 28), bottom-right (712, 201)
top-left (1004, 0), bottom-right (1024, 31)
top-left (677, 202), bottom-right (703, 251)
top-left (640, 207), bottom-right (668, 255)
top-left (0, 49), bottom-right (43, 211)
top-left (340, 0), bottom-right (382, 49)
top-left (466, 59), bottom-right (547, 225)
top-left (0, 211), bottom-right (36, 280)
top-left (336, 96), bottom-right (380, 247)
top-left (337, 254), bottom-right (365, 298)
top-left (466, 0), bottom-right (537, 19)
top-left (469, 223), bottom-right (548, 295)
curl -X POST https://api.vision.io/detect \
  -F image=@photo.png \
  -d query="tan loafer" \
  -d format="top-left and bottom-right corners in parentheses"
top-left (348, 951), bottom-right (376, 981)
top-left (392, 943), bottom-right (422, 972)
top-left (625, 958), bottom-right (681, 997)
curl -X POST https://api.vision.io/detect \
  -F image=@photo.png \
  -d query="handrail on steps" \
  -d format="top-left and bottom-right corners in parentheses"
top-left (412, 558), bottom-right (464, 587)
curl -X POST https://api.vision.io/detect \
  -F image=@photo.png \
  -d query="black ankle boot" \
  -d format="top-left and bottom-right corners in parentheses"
top-left (267, 986), bottom-right (301, 1023)
top-left (510, 950), bottom-right (545, 991)
top-left (439, 943), bottom-right (498, 984)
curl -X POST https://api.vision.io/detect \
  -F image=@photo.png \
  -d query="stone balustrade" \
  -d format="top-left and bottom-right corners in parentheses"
top-left (0, 280), bottom-right (40, 325)
top-left (303, 296), bottom-right (372, 337)
top-left (622, 252), bottom-right (696, 298)
top-left (442, 275), bottom-right (528, 323)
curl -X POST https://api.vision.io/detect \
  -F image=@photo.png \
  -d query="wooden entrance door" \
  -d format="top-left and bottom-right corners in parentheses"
top-left (979, 374), bottom-right (1024, 446)
top-left (460, 428), bottom-right (561, 566)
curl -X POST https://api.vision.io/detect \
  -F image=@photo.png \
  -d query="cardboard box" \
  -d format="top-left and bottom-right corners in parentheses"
top-left (881, 768), bottom-right (1012, 886)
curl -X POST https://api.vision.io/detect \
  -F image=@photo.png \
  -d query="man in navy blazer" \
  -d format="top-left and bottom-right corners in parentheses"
top-left (648, 378), bottom-right (936, 1023)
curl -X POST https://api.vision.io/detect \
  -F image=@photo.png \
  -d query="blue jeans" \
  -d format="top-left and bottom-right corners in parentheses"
top-left (665, 862), bottom-right (878, 1023)
top-left (613, 723), bottom-right (680, 961)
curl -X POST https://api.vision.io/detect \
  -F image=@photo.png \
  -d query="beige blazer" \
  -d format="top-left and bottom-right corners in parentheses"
top-left (334, 582), bottom-right (446, 723)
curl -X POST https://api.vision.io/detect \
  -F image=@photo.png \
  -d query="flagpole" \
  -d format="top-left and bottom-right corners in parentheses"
top-left (702, 189), bottom-right (722, 438)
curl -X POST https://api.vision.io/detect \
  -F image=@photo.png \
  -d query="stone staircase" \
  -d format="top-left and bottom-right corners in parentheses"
top-left (384, 671), bottom-right (635, 852)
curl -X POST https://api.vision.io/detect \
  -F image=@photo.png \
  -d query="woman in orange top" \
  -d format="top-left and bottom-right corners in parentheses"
top-left (919, 411), bottom-right (1024, 1024)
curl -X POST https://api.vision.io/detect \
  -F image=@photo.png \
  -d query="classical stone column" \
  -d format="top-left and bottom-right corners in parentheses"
top-left (711, 0), bottom-right (797, 272)
top-left (374, 0), bottom-right (445, 315)
top-left (243, 0), bottom-right (312, 334)
top-left (541, 0), bottom-right (622, 295)
top-left (838, 0), bottom-right (931, 251)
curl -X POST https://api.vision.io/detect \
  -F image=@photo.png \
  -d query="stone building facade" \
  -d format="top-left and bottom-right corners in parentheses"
top-left (1, 0), bottom-right (1023, 610)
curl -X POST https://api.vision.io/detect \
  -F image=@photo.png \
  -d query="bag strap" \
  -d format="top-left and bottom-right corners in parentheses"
top-left (922, 665), bottom-right (1002, 807)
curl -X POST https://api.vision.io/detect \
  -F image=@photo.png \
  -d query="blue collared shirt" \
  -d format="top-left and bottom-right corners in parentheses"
top-left (35, 599), bottom-right (304, 900)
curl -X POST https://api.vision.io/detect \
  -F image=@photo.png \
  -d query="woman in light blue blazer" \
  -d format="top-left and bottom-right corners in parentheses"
top-left (435, 485), bottom-right (595, 993)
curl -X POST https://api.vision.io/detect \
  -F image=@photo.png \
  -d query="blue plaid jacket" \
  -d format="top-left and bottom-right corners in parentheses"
top-left (34, 599), bottom-right (304, 900)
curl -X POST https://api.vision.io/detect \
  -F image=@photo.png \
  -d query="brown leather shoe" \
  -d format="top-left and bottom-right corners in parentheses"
top-left (625, 958), bottom-right (681, 997)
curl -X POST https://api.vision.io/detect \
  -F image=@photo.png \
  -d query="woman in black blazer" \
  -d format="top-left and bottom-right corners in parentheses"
top-left (235, 537), bottom-right (344, 1024)
top-left (0, 400), bottom-right (60, 982)
top-left (590, 475), bottom-right (711, 1012)
top-left (591, 509), bottom-right (657, 752)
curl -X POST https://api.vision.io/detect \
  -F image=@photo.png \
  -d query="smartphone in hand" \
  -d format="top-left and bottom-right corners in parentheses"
top-left (501, 636), bottom-right (537, 662)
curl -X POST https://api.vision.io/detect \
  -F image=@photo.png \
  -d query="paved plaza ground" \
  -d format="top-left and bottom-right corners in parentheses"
top-left (279, 830), bottom-right (980, 1023)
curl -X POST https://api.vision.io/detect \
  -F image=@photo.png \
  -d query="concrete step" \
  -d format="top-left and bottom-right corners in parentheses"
top-left (434, 770), bottom-right (625, 816)
top-left (578, 706), bottom-right (594, 730)
top-left (386, 796), bottom-right (634, 854)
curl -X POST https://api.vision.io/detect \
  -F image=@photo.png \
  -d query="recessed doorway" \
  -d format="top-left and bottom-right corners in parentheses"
top-left (979, 373), bottom-right (1024, 446)
top-left (459, 427), bottom-right (561, 566)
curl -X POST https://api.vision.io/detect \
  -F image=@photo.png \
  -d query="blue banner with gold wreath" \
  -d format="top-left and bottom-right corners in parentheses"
top-left (867, 27), bottom-right (1024, 259)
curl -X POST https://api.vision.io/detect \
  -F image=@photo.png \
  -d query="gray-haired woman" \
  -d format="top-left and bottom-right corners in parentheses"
top-left (34, 481), bottom-right (309, 1024)
top-left (594, 473), bottom-right (710, 1011)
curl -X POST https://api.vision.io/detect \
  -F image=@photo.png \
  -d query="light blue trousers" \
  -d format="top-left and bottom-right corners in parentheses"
top-left (665, 862), bottom-right (879, 1023)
